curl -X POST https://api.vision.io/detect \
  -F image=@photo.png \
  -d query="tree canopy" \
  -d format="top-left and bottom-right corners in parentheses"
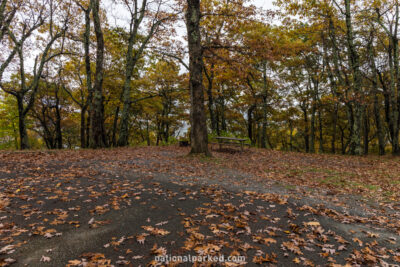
top-left (1, 0), bottom-right (400, 156)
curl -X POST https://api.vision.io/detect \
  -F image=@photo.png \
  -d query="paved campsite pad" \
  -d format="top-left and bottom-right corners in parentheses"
top-left (0, 147), bottom-right (399, 266)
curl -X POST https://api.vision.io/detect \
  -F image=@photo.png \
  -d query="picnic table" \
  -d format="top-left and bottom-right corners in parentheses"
top-left (213, 137), bottom-right (249, 151)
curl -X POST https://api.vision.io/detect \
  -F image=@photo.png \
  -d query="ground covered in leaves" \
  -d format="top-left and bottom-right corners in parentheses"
top-left (0, 146), bottom-right (399, 266)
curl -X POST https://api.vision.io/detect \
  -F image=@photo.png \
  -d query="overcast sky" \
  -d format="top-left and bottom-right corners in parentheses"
top-left (106, 0), bottom-right (276, 29)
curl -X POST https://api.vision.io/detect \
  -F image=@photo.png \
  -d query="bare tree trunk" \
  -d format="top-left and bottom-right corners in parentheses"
top-left (80, 107), bottom-right (86, 148)
top-left (86, 110), bottom-right (90, 147)
top-left (318, 109), bottom-right (324, 153)
top-left (344, 0), bottom-right (362, 155)
top-left (301, 104), bottom-right (309, 153)
top-left (112, 106), bottom-right (120, 147)
top-left (146, 119), bottom-right (150, 146)
top-left (186, 0), bottom-right (210, 155)
top-left (118, 0), bottom-right (164, 146)
top-left (368, 36), bottom-right (386, 155)
top-left (247, 104), bottom-right (256, 145)
top-left (89, 0), bottom-right (106, 148)
top-left (54, 87), bottom-right (62, 149)
top-left (363, 107), bottom-right (369, 155)
top-left (17, 95), bottom-right (29, 149)
top-left (310, 101), bottom-right (316, 153)
top-left (374, 93), bottom-right (385, 155)
top-left (261, 62), bottom-right (268, 148)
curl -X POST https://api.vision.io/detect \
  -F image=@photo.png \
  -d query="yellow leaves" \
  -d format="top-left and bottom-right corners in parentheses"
top-left (68, 221), bottom-right (80, 228)
top-left (253, 235), bottom-right (277, 246)
top-left (252, 252), bottom-right (277, 264)
top-left (183, 239), bottom-right (196, 251)
top-left (66, 259), bottom-right (82, 266)
top-left (335, 235), bottom-right (349, 244)
top-left (282, 241), bottom-right (303, 255)
top-left (141, 226), bottom-right (170, 236)
top-left (91, 205), bottom-right (109, 215)
top-left (151, 244), bottom-right (167, 256)
top-left (353, 237), bottom-right (363, 247)
top-left (262, 238), bottom-right (277, 245)
top-left (304, 221), bottom-right (320, 227)
top-left (191, 232), bottom-right (205, 241)
top-left (293, 257), bottom-right (301, 264)
top-left (136, 233), bottom-right (148, 244)
top-left (68, 253), bottom-right (112, 267)
top-left (366, 231), bottom-right (379, 238)
top-left (0, 194), bottom-right (9, 210)
top-left (154, 229), bottom-right (170, 236)
top-left (193, 243), bottom-right (221, 255)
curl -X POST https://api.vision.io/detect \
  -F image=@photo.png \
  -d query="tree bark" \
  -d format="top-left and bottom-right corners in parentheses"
top-left (118, 0), bottom-right (164, 146)
top-left (301, 104), bottom-right (309, 153)
top-left (368, 39), bottom-right (386, 155)
top-left (363, 107), bottom-right (369, 155)
top-left (186, 0), bottom-right (210, 155)
top-left (112, 106), bottom-right (120, 147)
top-left (89, 0), bottom-right (106, 148)
top-left (54, 86), bottom-right (62, 149)
top-left (17, 95), bottom-right (29, 149)
top-left (260, 62), bottom-right (268, 149)
top-left (344, 0), bottom-right (363, 155)
top-left (247, 104), bottom-right (256, 145)
top-left (80, 107), bottom-right (86, 148)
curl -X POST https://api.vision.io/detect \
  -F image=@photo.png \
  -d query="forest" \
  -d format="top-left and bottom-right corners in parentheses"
top-left (1, 0), bottom-right (400, 156)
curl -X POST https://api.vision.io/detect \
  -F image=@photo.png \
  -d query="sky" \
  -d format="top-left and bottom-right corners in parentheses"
top-left (106, 0), bottom-right (276, 29)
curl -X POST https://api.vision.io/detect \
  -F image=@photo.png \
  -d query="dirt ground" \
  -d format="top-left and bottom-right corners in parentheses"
top-left (0, 146), bottom-right (399, 266)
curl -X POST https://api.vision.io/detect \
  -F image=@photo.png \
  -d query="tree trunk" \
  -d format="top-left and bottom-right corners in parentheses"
top-left (344, 0), bottom-right (362, 155)
top-left (89, 0), bottom-right (106, 148)
top-left (146, 119), bottom-right (150, 146)
top-left (82, 3), bottom-right (92, 149)
top-left (86, 109), bottom-right (90, 147)
top-left (331, 103), bottom-right (338, 154)
top-left (117, 37), bottom-right (135, 146)
top-left (261, 95), bottom-right (267, 148)
top-left (363, 108), bottom-right (369, 155)
top-left (186, 0), bottom-right (210, 155)
top-left (112, 106), bottom-right (120, 147)
top-left (340, 126), bottom-right (346, 154)
top-left (80, 107), bottom-right (86, 148)
top-left (310, 101), bottom-right (316, 153)
top-left (318, 109), bottom-right (324, 153)
top-left (55, 88), bottom-right (62, 149)
top-left (368, 38), bottom-right (386, 155)
top-left (302, 105), bottom-right (309, 153)
top-left (261, 62), bottom-right (268, 149)
top-left (17, 96), bottom-right (29, 149)
top-left (374, 93), bottom-right (385, 155)
top-left (247, 104), bottom-right (256, 145)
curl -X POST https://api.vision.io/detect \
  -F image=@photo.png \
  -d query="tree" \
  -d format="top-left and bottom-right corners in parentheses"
top-left (0, 0), bottom-right (70, 149)
top-left (186, 0), bottom-right (210, 155)
top-left (117, 0), bottom-right (173, 146)
top-left (88, 0), bottom-right (106, 148)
